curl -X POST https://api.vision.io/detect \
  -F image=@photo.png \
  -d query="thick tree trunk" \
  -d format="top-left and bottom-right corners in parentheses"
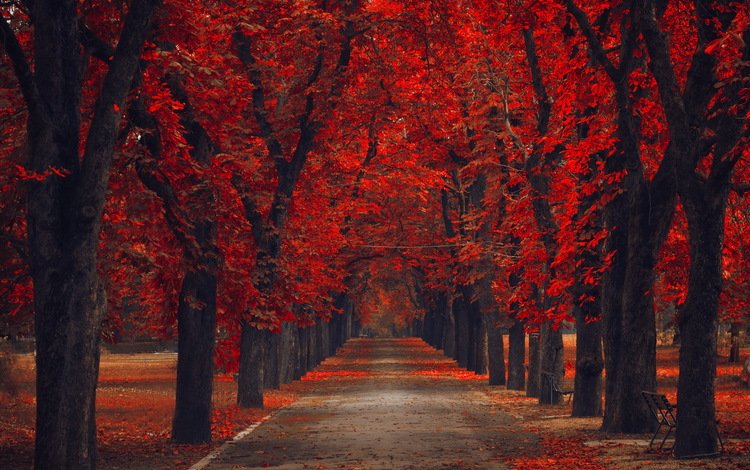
top-left (601, 193), bottom-right (628, 431)
top-left (238, 325), bottom-right (266, 408)
top-left (486, 314), bottom-right (505, 385)
top-left (24, 2), bottom-right (157, 467)
top-left (674, 186), bottom-right (727, 458)
top-left (526, 333), bottom-right (541, 398)
top-left (172, 269), bottom-right (216, 442)
top-left (572, 312), bottom-right (603, 417)
top-left (539, 323), bottom-right (564, 405)
top-left (507, 319), bottom-right (525, 390)
top-left (33, 269), bottom-right (105, 470)
top-left (605, 188), bottom-right (659, 432)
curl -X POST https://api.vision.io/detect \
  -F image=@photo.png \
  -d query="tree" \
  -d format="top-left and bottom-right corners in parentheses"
top-left (638, 0), bottom-right (749, 456)
top-left (1, 1), bottom-right (158, 467)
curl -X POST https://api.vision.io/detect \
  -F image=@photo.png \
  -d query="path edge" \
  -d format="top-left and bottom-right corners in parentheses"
top-left (188, 409), bottom-right (281, 470)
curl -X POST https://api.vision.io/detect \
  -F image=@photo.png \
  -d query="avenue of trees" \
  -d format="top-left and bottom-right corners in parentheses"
top-left (1, 0), bottom-right (748, 467)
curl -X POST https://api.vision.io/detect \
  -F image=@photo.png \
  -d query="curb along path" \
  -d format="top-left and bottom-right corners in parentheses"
top-left (200, 338), bottom-right (539, 469)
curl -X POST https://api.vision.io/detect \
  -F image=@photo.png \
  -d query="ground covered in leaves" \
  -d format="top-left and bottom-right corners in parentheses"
top-left (1, 336), bottom-right (748, 469)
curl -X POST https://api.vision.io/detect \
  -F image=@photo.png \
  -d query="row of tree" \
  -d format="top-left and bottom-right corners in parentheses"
top-left (1, 0), bottom-right (748, 468)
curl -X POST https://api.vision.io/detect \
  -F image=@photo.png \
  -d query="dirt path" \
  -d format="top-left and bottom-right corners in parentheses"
top-left (200, 338), bottom-right (539, 469)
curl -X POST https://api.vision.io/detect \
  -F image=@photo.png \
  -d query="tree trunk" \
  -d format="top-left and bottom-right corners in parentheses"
top-left (605, 186), bottom-right (659, 432)
top-left (539, 323), bottom-right (564, 405)
top-left (296, 325), bottom-right (309, 380)
top-left (307, 323), bottom-right (318, 370)
top-left (601, 191), bottom-right (628, 431)
top-left (25, 2), bottom-right (157, 467)
top-left (572, 312), bottom-right (603, 417)
top-left (264, 331), bottom-right (280, 389)
top-left (454, 296), bottom-right (471, 368)
top-left (443, 297), bottom-right (456, 359)
top-left (33, 271), bottom-right (105, 470)
top-left (319, 319), bottom-right (330, 360)
top-left (474, 313), bottom-right (487, 374)
top-left (238, 325), bottom-right (266, 408)
top-left (486, 313), bottom-right (505, 385)
top-left (278, 322), bottom-right (295, 385)
top-left (171, 269), bottom-right (216, 442)
top-left (507, 320), bottom-right (525, 390)
top-left (315, 319), bottom-right (325, 365)
top-left (433, 306), bottom-right (445, 350)
top-left (729, 323), bottom-right (741, 363)
top-left (526, 333), bottom-right (541, 398)
top-left (674, 185), bottom-right (727, 458)
top-left (423, 308), bottom-right (435, 346)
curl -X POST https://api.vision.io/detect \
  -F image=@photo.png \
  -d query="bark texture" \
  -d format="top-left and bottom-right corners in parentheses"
top-left (6, 2), bottom-right (159, 467)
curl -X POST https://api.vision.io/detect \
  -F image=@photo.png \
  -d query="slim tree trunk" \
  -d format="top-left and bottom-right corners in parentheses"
top-left (729, 323), bottom-right (741, 363)
top-left (433, 308), bottom-right (445, 350)
top-left (507, 320), bottom-right (525, 390)
top-left (264, 331), bottom-right (280, 389)
top-left (474, 313), bottom-right (488, 374)
top-left (296, 325), bottom-right (308, 380)
top-left (307, 323), bottom-right (318, 370)
top-left (315, 319), bottom-right (325, 364)
top-left (278, 322), bottom-right (294, 385)
top-left (454, 296), bottom-right (471, 368)
top-left (443, 297), bottom-right (456, 359)
top-left (526, 333), bottom-right (541, 398)
top-left (539, 323), bottom-right (564, 404)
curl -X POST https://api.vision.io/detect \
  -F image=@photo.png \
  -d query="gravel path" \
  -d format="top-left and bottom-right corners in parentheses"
top-left (201, 338), bottom-right (538, 469)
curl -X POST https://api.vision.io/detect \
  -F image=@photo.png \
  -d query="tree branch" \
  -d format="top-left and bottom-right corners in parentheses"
top-left (563, 0), bottom-right (619, 80)
top-left (232, 30), bottom-right (286, 171)
top-left (231, 173), bottom-right (264, 245)
top-left (0, 13), bottom-right (41, 115)
top-left (522, 28), bottom-right (551, 135)
top-left (78, 19), bottom-right (115, 63)
top-left (79, 0), bottom-right (160, 209)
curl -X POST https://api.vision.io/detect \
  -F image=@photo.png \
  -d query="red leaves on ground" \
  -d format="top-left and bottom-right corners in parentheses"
top-left (505, 436), bottom-right (606, 470)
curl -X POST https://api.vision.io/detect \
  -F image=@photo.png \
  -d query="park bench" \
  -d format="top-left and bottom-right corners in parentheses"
top-left (641, 391), bottom-right (724, 454)
top-left (541, 371), bottom-right (573, 404)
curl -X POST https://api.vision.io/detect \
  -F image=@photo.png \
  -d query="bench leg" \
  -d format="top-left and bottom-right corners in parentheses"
top-left (659, 425), bottom-right (674, 451)
top-left (648, 425), bottom-right (662, 449)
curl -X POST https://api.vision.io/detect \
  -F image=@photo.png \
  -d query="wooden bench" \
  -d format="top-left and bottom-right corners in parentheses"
top-left (541, 371), bottom-right (573, 404)
top-left (641, 391), bottom-right (724, 454)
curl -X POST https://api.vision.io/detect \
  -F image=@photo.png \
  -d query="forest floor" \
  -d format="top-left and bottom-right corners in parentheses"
top-left (0, 336), bottom-right (748, 469)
